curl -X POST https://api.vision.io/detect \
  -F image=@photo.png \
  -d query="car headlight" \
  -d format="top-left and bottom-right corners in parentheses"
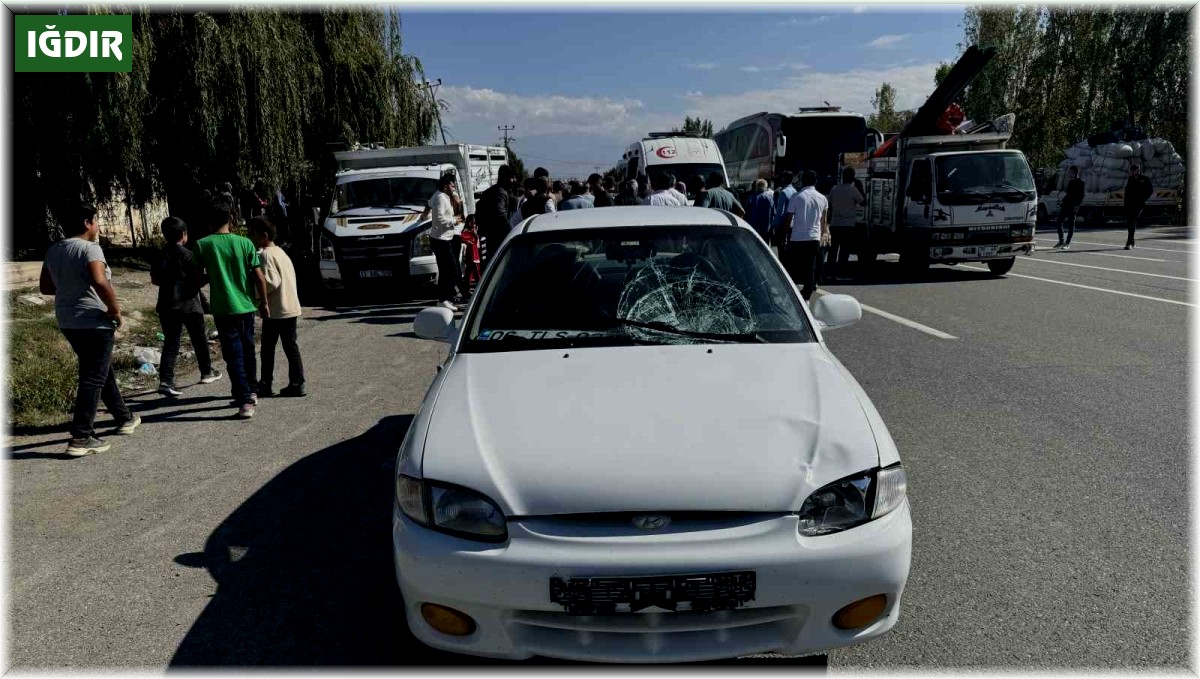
top-left (320, 234), bottom-right (336, 261)
top-left (396, 475), bottom-right (508, 542)
top-left (796, 465), bottom-right (907, 537)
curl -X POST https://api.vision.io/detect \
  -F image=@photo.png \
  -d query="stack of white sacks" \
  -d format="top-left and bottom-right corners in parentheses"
top-left (1057, 138), bottom-right (1184, 193)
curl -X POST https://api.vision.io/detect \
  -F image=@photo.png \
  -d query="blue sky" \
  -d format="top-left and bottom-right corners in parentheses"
top-left (401, 7), bottom-right (967, 177)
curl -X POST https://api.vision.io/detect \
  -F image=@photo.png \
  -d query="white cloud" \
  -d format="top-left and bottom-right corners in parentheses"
top-left (868, 34), bottom-right (910, 48)
top-left (684, 90), bottom-right (704, 98)
top-left (741, 66), bottom-right (763, 73)
top-left (440, 86), bottom-right (663, 139)
top-left (852, 5), bottom-right (868, 13)
top-left (687, 62), bottom-right (717, 70)
top-left (785, 63), bottom-right (810, 71)
top-left (788, 14), bottom-right (830, 25)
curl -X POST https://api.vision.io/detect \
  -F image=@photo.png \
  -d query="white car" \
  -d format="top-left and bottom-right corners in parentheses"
top-left (394, 206), bottom-right (912, 663)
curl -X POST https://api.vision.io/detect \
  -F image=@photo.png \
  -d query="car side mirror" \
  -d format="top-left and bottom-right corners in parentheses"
top-left (811, 294), bottom-right (862, 330)
top-left (414, 307), bottom-right (456, 342)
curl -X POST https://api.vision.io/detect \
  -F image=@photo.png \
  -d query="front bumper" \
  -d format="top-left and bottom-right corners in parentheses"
top-left (928, 241), bottom-right (1034, 261)
top-left (393, 504), bottom-right (912, 663)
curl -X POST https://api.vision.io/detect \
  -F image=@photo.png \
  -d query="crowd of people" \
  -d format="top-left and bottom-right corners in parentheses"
top-left (420, 161), bottom-right (868, 310)
top-left (40, 196), bottom-right (306, 456)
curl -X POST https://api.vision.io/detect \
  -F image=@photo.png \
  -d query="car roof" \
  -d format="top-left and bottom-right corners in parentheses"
top-left (522, 206), bottom-right (744, 234)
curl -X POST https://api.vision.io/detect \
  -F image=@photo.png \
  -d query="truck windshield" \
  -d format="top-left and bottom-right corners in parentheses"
top-left (935, 153), bottom-right (1035, 205)
top-left (781, 115), bottom-right (867, 181)
top-left (334, 176), bottom-right (439, 213)
top-left (644, 163), bottom-right (724, 199)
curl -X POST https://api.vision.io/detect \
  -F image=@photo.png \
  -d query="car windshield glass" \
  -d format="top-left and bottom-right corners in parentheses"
top-left (335, 176), bottom-right (438, 213)
top-left (935, 153), bottom-right (1035, 204)
top-left (644, 163), bottom-right (724, 199)
top-left (461, 225), bottom-right (815, 352)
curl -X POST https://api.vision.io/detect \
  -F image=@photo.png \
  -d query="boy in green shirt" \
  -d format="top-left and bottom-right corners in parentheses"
top-left (195, 193), bottom-right (270, 419)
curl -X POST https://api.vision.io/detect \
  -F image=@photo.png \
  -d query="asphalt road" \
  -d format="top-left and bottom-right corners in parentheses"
top-left (5, 224), bottom-right (1191, 670)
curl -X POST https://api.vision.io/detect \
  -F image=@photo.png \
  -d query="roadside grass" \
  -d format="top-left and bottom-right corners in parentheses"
top-left (8, 315), bottom-right (78, 428)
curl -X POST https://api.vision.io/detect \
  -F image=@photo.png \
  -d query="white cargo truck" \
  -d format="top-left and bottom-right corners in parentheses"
top-left (318, 144), bottom-right (508, 292)
top-left (1038, 138), bottom-right (1183, 226)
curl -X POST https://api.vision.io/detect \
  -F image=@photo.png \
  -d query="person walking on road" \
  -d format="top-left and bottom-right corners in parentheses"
top-left (669, 178), bottom-right (689, 206)
top-left (559, 181), bottom-right (594, 210)
top-left (644, 172), bottom-right (686, 206)
top-left (427, 173), bottom-right (470, 311)
top-left (475, 164), bottom-right (515, 267)
top-left (826, 167), bottom-right (865, 280)
top-left (195, 193), bottom-right (270, 419)
top-left (696, 172), bottom-right (746, 217)
top-left (782, 170), bottom-right (830, 301)
top-left (1124, 163), bottom-right (1153, 249)
top-left (615, 179), bottom-right (642, 206)
top-left (151, 216), bottom-right (221, 398)
top-left (1054, 166), bottom-right (1085, 250)
top-left (590, 173), bottom-right (614, 207)
top-left (521, 175), bottom-right (557, 219)
top-left (745, 179), bottom-right (776, 240)
top-left (39, 204), bottom-right (141, 456)
top-left (772, 171), bottom-right (797, 251)
top-left (247, 216), bottom-right (306, 399)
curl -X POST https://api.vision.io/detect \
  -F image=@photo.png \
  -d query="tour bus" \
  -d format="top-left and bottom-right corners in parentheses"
top-left (620, 134), bottom-right (729, 200)
top-left (714, 107), bottom-right (882, 194)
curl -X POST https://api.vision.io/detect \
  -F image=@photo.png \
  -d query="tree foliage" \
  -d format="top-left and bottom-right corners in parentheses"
top-left (957, 5), bottom-right (1189, 170)
top-left (672, 116), bottom-right (715, 138)
top-left (867, 82), bottom-right (915, 133)
top-left (12, 7), bottom-right (438, 256)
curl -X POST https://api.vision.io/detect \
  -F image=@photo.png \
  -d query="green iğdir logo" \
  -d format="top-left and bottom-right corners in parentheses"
top-left (16, 15), bottom-right (132, 73)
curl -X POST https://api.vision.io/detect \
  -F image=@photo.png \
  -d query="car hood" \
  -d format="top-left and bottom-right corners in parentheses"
top-left (419, 343), bottom-right (881, 516)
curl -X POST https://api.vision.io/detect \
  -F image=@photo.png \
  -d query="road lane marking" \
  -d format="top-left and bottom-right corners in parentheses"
top-left (813, 290), bottom-right (957, 339)
top-left (1073, 252), bottom-right (1169, 263)
top-left (960, 265), bottom-right (1196, 308)
top-left (1036, 237), bottom-right (1193, 254)
top-left (1022, 257), bottom-right (1195, 281)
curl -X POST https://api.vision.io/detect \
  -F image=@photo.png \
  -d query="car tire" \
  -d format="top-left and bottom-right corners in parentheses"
top-left (987, 257), bottom-right (1016, 276)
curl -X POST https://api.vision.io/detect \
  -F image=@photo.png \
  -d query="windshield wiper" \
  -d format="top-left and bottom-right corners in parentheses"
top-left (600, 315), bottom-right (767, 344)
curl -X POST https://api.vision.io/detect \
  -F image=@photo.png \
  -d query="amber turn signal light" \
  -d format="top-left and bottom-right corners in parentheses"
top-left (832, 594), bottom-right (888, 630)
top-left (421, 603), bottom-right (477, 636)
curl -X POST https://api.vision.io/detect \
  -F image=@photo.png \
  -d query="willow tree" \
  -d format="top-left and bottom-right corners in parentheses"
top-left (11, 6), bottom-right (438, 256)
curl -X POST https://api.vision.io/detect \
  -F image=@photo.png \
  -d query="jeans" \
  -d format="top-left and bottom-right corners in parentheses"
top-left (61, 328), bottom-right (132, 440)
top-left (1126, 205), bottom-right (1144, 245)
top-left (214, 312), bottom-right (257, 405)
top-left (158, 310), bottom-right (213, 387)
top-left (1056, 205), bottom-right (1078, 245)
top-left (783, 240), bottom-right (821, 300)
top-left (431, 237), bottom-right (469, 303)
top-left (260, 317), bottom-right (305, 391)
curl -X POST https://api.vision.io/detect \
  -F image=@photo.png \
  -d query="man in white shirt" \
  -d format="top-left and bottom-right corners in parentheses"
top-left (825, 167), bottom-right (865, 281)
top-left (644, 172), bottom-right (686, 207)
top-left (783, 170), bottom-right (830, 301)
top-left (425, 173), bottom-right (468, 310)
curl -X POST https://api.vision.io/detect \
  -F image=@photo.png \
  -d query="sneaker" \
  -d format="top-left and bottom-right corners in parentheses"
top-left (228, 394), bottom-right (258, 407)
top-left (159, 383), bottom-right (183, 397)
top-left (279, 384), bottom-right (307, 398)
top-left (1060, 244), bottom-right (1070, 251)
top-left (440, 300), bottom-right (459, 312)
top-left (1052, 242), bottom-right (1064, 249)
top-left (258, 385), bottom-right (276, 398)
top-left (237, 403), bottom-right (256, 419)
top-left (1125, 243), bottom-right (1133, 250)
top-left (66, 436), bottom-right (110, 457)
top-left (114, 414), bottom-right (142, 435)
top-left (199, 370), bottom-right (223, 385)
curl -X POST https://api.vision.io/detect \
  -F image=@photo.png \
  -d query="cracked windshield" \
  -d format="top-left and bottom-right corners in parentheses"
top-left (464, 226), bottom-right (814, 349)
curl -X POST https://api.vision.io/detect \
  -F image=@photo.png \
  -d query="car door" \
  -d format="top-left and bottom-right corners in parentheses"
top-left (904, 158), bottom-right (933, 227)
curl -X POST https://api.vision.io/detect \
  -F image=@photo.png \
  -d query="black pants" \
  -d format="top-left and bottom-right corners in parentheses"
top-left (61, 328), bottom-right (132, 440)
top-left (1126, 205), bottom-right (1144, 245)
top-left (214, 312), bottom-right (257, 405)
top-left (1056, 205), bottom-right (1078, 245)
top-left (431, 237), bottom-right (468, 303)
top-left (158, 310), bottom-right (213, 388)
top-left (827, 226), bottom-right (854, 278)
top-left (261, 316), bottom-right (305, 391)
top-left (783, 240), bottom-right (821, 300)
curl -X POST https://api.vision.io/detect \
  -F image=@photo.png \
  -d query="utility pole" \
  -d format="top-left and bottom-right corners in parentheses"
top-left (498, 125), bottom-right (515, 149)
top-left (421, 79), bottom-right (447, 145)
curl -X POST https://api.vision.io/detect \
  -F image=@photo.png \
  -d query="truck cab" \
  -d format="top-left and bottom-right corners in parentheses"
top-left (318, 144), bottom-right (507, 292)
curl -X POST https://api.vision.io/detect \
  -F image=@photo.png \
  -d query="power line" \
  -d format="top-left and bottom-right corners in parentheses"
top-left (498, 124), bottom-right (515, 149)
top-left (511, 150), bottom-right (615, 166)
top-left (420, 79), bottom-right (447, 145)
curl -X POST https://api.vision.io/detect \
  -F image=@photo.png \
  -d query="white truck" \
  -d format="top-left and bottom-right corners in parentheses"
top-left (850, 45), bottom-right (1038, 275)
top-left (620, 134), bottom-right (729, 200)
top-left (317, 144), bottom-right (508, 292)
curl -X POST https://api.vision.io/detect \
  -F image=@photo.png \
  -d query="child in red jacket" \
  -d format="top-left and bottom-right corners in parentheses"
top-left (459, 214), bottom-right (483, 286)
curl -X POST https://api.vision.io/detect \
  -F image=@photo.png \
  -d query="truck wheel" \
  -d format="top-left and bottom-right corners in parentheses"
top-left (1037, 204), bottom-right (1049, 224)
top-left (987, 257), bottom-right (1016, 276)
top-left (900, 251), bottom-right (929, 277)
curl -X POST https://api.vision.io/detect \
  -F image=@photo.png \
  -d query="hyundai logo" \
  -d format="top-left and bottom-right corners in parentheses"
top-left (632, 514), bottom-right (671, 531)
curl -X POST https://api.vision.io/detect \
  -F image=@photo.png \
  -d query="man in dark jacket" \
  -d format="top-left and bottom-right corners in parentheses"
top-left (151, 216), bottom-right (220, 396)
top-left (475, 164), bottom-right (515, 266)
top-left (1124, 163), bottom-right (1154, 249)
top-left (1054, 166), bottom-right (1086, 251)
